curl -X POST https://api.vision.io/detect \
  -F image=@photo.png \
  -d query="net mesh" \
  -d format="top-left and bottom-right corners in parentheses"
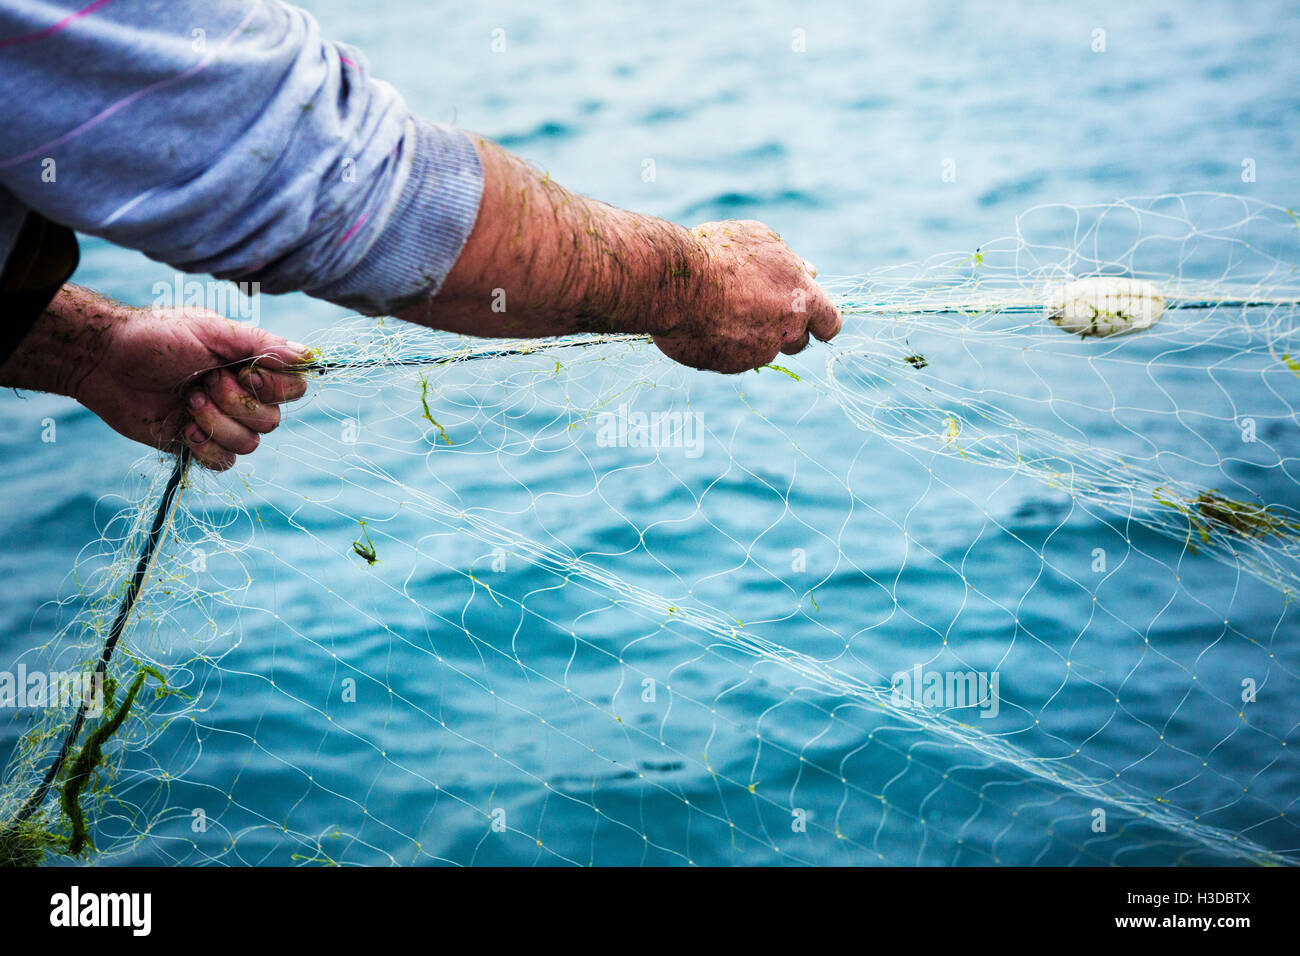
top-left (3, 191), bottom-right (1299, 866)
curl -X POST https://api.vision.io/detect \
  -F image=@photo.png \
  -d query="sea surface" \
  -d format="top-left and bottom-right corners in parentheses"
top-left (3, 0), bottom-right (1300, 865)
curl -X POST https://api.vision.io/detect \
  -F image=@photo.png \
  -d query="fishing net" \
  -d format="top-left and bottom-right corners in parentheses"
top-left (3, 191), bottom-right (1299, 866)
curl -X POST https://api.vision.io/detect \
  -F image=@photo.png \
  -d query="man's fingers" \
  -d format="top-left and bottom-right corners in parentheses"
top-left (180, 348), bottom-right (305, 473)
top-left (806, 288), bottom-right (842, 342)
top-left (186, 390), bottom-right (261, 456)
top-left (780, 328), bottom-right (811, 355)
top-left (179, 318), bottom-right (311, 473)
top-left (206, 369), bottom-right (281, 433)
top-left (238, 364), bottom-right (308, 405)
top-left (182, 422), bottom-right (236, 471)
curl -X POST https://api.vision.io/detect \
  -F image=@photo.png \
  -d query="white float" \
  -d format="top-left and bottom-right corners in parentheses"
top-left (1046, 276), bottom-right (1165, 338)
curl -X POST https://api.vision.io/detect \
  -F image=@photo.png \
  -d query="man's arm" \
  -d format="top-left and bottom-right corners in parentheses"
top-left (0, 0), bottom-right (840, 474)
top-left (405, 137), bottom-right (840, 373)
top-left (0, 138), bottom-right (838, 475)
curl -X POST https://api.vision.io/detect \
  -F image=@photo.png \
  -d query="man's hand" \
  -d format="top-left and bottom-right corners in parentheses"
top-left (0, 285), bottom-right (311, 471)
top-left (651, 220), bottom-right (840, 374)
top-left (80, 302), bottom-right (312, 471)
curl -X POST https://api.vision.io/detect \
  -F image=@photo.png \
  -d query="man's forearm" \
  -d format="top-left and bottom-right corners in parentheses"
top-left (0, 286), bottom-right (121, 400)
top-left (400, 135), bottom-right (710, 339)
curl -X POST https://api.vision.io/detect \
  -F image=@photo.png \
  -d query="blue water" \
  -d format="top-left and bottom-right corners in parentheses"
top-left (3, 0), bottom-right (1300, 865)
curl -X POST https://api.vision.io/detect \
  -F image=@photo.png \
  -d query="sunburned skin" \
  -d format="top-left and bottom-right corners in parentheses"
top-left (400, 136), bottom-right (841, 374)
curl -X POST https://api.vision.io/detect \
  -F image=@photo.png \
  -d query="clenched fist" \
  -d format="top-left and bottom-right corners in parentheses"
top-left (652, 220), bottom-right (841, 373)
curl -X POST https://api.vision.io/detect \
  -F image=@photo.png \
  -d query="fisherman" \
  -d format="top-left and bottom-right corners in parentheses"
top-left (0, 0), bottom-right (839, 470)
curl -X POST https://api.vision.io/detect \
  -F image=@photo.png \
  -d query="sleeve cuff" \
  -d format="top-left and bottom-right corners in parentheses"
top-left (0, 212), bottom-right (79, 367)
top-left (309, 119), bottom-right (483, 315)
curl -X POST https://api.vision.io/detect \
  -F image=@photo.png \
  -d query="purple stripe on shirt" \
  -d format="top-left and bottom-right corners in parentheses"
top-left (0, 0), bottom-right (115, 50)
top-left (0, 2), bottom-right (259, 167)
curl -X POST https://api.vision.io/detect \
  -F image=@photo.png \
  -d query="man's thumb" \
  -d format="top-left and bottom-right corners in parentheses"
top-left (212, 317), bottom-right (313, 369)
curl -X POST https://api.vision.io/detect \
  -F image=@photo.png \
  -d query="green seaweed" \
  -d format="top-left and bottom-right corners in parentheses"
top-left (418, 373), bottom-right (454, 445)
top-left (759, 364), bottom-right (800, 381)
top-left (1195, 490), bottom-right (1300, 542)
top-left (942, 416), bottom-right (966, 459)
top-left (1154, 487), bottom-right (1300, 552)
top-left (1152, 487), bottom-right (1202, 549)
top-left (60, 666), bottom-right (166, 857)
top-left (0, 817), bottom-right (64, 867)
top-left (352, 519), bottom-right (378, 565)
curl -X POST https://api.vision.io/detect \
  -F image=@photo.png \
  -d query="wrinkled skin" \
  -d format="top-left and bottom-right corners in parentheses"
top-left (652, 220), bottom-right (840, 373)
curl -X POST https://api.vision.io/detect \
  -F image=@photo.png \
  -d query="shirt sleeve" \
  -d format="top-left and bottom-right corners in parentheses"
top-left (0, 0), bottom-right (483, 315)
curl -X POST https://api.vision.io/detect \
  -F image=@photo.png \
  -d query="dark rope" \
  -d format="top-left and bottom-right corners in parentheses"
top-left (297, 334), bottom-right (648, 373)
top-left (2, 446), bottom-right (191, 833)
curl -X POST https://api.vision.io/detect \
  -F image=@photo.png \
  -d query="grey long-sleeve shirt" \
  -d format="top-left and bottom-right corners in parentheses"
top-left (0, 0), bottom-right (483, 316)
